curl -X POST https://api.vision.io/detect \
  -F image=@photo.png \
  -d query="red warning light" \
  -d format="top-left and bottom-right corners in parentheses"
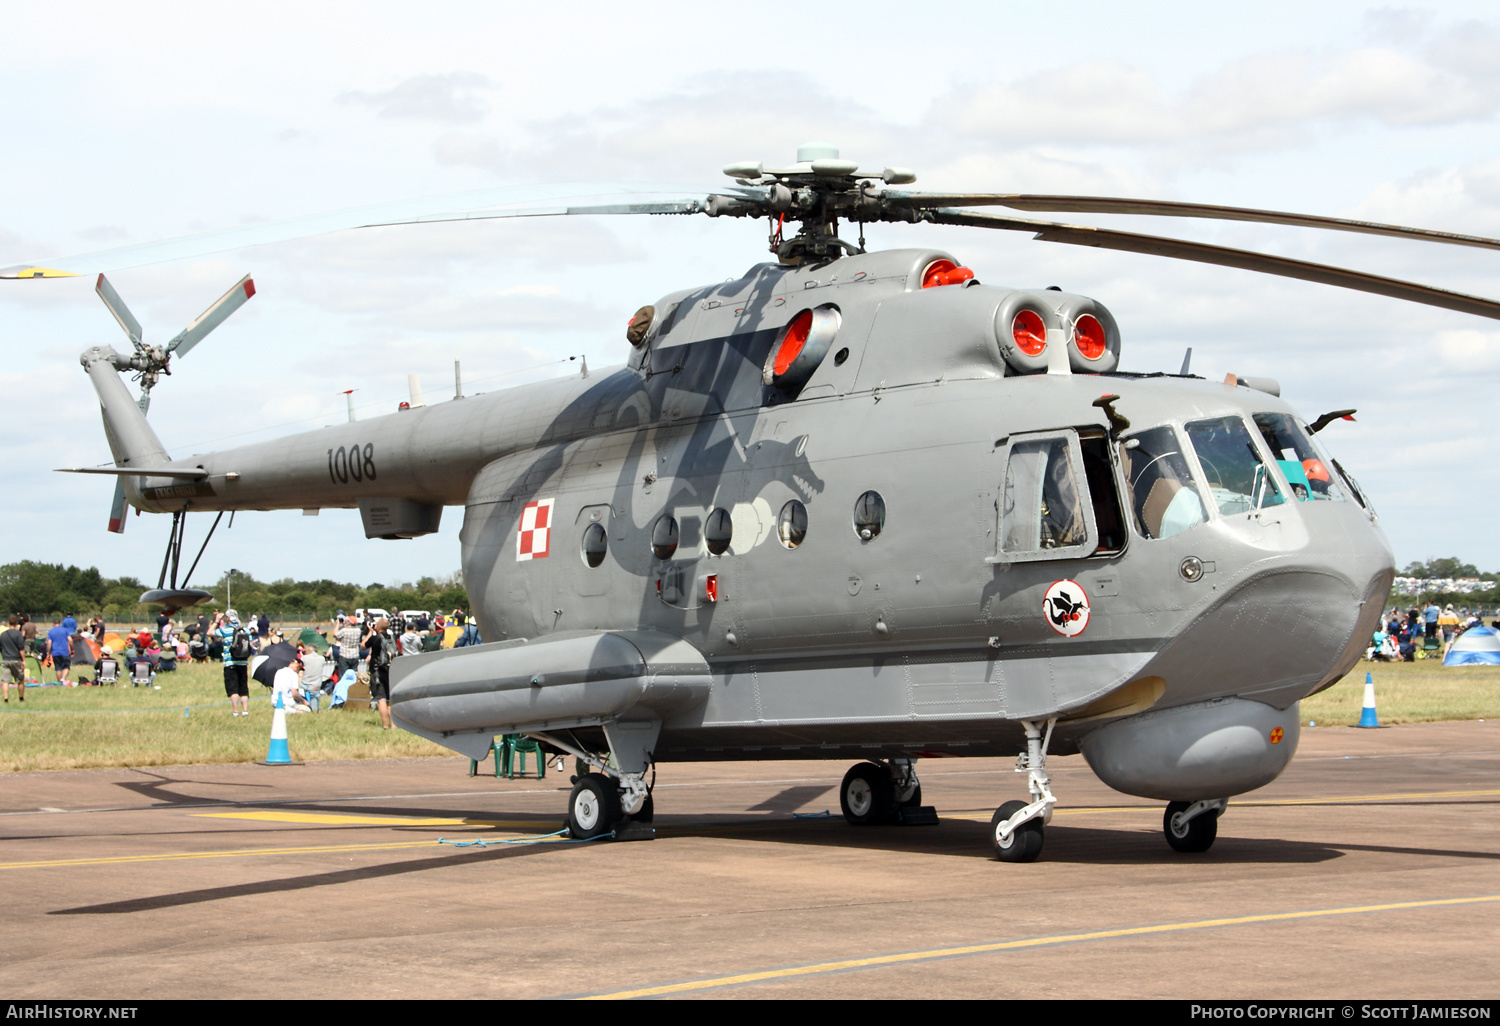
top-left (1012, 310), bottom-right (1046, 356)
top-left (705, 575), bottom-right (719, 603)
top-left (1074, 314), bottom-right (1107, 360)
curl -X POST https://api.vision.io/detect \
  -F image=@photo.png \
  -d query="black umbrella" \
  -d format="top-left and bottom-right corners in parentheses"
top-left (251, 641), bottom-right (298, 688)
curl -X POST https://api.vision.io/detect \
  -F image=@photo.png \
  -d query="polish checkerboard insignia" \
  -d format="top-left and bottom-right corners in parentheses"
top-left (516, 498), bottom-right (555, 561)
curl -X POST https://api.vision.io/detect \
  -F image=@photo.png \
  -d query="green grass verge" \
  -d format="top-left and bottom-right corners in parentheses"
top-left (1301, 659), bottom-right (1500, 727)
top-left (0, 659), bottom-right (449, 772)
top-left (3, 654), bottom-right (1496, 772)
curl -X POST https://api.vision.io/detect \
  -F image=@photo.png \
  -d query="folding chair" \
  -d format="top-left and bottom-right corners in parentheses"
top-left (98, 659), bottom-right (118, 686)
top-left (131, 661), bottom-right (153, 687)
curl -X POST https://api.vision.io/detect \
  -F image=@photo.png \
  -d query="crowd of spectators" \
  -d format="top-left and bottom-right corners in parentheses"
top-left (1366, 602), bottom-right (1493, 661)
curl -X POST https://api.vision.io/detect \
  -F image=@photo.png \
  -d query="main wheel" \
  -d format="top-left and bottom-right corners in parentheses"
top-left (840, 762), bottom-right (894, 825)
top-left (1164, 801), bottom-right (1219, 853)
top-left (629, 792), bottom-right (654, 823)
top-left (991, 799), bottom-right (1044, 862)
top-left (568, 773), bottom-right (621, 839)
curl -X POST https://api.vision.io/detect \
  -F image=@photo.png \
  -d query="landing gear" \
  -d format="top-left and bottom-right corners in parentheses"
top-left (1163, 799), bottom-right (1225, 853)
top-left (567, 773), bottom-right (620, 839)
top-left (839, 758), bottom-right (938, 826)
top-left (536, 720), bottom-right (660, 842)
top-left (990, 718), bottom-right (1057, 863)
top-left (840, 762), bottom-right (893, 825)
top-left (992, 799), bottom-right (1043, 862)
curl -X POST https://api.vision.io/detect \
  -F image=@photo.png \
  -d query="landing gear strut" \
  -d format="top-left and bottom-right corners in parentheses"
top-left (1163, 799), bottom-right (1225, 853)
top-left (991, 718), bottom-right (1056, 863)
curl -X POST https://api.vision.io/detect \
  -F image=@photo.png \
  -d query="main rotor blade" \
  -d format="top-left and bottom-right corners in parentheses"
top-left (891, 193), bottom-right (1500, 252)
top-left (95, 274), bottom-right (142, 345)
top-left (0, 182), bottom-right (730, 278)
top-left (166, 274), bottom-right (256, 358)
top-left (928, 210), bottom-right (1500, 322)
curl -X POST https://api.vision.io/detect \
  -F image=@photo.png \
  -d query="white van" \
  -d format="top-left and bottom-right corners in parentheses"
top-left (354, 608), bottom-right (390, 625)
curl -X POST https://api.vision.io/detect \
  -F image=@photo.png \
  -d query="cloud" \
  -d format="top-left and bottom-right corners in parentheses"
top-left (341, 72), bottom-right (494, 125)
top-left (931, 38), bottom-right (1500, 160)
top-left (434, 72), bottom-right (903, 181)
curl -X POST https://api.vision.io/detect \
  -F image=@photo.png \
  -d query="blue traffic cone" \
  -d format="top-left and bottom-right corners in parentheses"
top-left (258, 691), bottom-right (301, 765)
top-left (1357, 672), bottom-right (1380, 728)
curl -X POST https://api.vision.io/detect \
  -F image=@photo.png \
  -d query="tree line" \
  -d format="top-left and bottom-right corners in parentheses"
top-left (0, 561), bottom-right (469, 623)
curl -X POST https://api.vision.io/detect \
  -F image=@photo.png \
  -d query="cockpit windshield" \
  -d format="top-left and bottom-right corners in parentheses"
top-left (1252, 413), bottom-right (1344, 502)
top-left (1184, 416), bottom-right (1284, 515)
top-left (1119, 426), bottom-right (1207, 540)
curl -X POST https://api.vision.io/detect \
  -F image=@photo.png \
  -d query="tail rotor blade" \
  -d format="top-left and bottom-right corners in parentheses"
top-left (165, 274), bottom-right (255, 358)
top-left (107, 477), bottom-right (128, 534)
top-left (95, 274), bottom-right (143, 346)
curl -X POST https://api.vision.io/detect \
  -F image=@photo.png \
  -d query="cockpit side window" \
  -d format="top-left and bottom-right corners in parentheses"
top-left (1185, 416), bottom-right (1284, 515)
top-left (1252, 413), bottom-right (1345, 502)
top-left (1119, 426), bottom-right (1208, 540)
top-left (1000, 434), bottom-right (1093, 559)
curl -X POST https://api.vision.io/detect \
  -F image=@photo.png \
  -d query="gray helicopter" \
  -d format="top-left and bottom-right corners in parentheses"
top-left (17, 143), bottom-right (1500, 861)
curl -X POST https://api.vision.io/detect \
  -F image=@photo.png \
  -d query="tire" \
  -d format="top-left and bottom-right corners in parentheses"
top-left (896, 782), bottom-right (922, 808)
top-left (992, 799), bottom-right (1044, 862)
top-left (840, 762), bottom-right (893, 826)
top-left (567, 773), bottom-right (620, 840)
top-left (630, 792), bottom-right (654, 823)
top-left (1164, 801), bottom-right (1219, 853)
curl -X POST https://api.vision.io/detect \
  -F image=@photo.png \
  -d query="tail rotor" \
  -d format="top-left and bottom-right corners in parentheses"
top-left (91, 273), bottom-right (255, 533)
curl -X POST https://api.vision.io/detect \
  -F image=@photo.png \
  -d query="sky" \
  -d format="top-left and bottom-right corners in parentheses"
top-left (2, 0), bottom-right (1499, 589)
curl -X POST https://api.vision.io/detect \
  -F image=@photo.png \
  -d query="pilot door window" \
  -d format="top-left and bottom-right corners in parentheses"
top-left (1185, 416), bottom-right (1285, 516)
top-left (999, 434), bottom-right (1096, 561)
top-left (1119, 426), bottom-right (1208, 541)
top-left (1252, 413), bottom-right (1346, 503)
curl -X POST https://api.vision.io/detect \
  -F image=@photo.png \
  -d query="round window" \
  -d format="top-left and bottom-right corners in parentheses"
top-left (704, 507), bottom-right (733, 555)
top-left (853, 491), bottom-right (885, 540)
top-left (777, 500), bottom-right (808, 549)
top-left (651, 515), bottom-right (679, 560)
top-left (581, 522), bottom-right (608, 568)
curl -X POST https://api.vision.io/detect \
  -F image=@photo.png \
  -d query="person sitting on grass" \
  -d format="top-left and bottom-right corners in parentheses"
top-left (271, 656), bottom-right (313, 714)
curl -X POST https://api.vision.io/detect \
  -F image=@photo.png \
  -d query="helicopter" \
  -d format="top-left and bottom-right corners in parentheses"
top-left (12, 141), bottom-right (1500, 861)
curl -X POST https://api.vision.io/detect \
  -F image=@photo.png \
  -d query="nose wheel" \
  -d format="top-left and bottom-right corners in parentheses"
top-left (991, 799), bottom-right (1044, 862)
top-left (1163, 799), bottom-right (1225, 853)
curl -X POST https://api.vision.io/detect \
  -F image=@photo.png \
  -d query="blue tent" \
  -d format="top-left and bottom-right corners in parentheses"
top-left (1443, 625), bottom-right (1500, 666)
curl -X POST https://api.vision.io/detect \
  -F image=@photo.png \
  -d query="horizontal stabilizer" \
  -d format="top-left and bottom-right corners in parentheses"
top-left (58, 466), bottom-right (208, 479)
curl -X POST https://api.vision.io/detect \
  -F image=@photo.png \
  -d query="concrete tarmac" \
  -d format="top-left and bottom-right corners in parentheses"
top-left (0, 721), bottom-right (1496, 999)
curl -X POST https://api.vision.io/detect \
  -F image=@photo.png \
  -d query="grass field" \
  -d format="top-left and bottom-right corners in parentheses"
top-left (1301, 659), bottom-right (1500, 727)
top-left (0, 659), bottom-right (449, 772)
top-left (1, 656), bottom-right (1495, 773)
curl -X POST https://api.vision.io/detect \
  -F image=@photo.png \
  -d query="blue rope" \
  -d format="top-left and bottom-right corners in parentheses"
top-left (0, 694), bottom-right (271, 715)
top-left (438, 830), bottom-right (611, 847)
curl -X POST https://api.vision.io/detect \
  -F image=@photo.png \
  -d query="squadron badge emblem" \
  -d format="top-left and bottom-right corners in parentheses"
top-left (1043, 579), bottom-right (1090, 637)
